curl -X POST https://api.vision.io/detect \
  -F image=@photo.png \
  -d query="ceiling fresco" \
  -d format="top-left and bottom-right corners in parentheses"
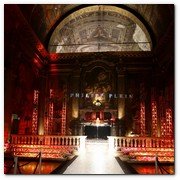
top-left (18, 4), bottom-right (173, 46)
top-left (18, 4), bottom-right (173, 53)
top-left (18, 4), bottom-right (79, 42)
top-left (48, 5), bottom-right (152, 53)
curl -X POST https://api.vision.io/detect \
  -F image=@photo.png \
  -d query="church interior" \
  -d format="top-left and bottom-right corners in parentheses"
top-left (4, 4), bottom-right (174, 174)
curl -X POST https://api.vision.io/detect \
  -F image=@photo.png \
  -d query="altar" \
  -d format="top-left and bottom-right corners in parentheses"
top-left (84, 121), bottom-right (111, 139)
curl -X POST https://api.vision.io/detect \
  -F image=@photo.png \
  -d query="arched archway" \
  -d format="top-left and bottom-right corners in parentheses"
top-left (48, 5), bottom-right (152, 53)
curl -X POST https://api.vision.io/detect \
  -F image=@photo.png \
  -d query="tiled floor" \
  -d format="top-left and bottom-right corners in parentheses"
top-left (63, 139), bottom-right (125, 174)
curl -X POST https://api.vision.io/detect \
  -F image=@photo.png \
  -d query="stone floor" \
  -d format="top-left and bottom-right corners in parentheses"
top-left (63, 139), bottom-right (125, 174)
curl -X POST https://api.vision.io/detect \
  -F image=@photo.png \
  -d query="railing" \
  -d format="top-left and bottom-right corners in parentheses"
top-left (108, 136), bottom-right (174, 150)
top-left (11, 135), bottom-right (86, 149)
top-left (5, 152), bottom-right (42, 174)
top-left (155, 154), bottom-right (171, 174)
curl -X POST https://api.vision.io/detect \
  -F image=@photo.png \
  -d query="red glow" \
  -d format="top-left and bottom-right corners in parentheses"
top-left (32, 90), bottom-right (39, 134)
top-left (33, 57), bottom-right (43, 68)
top-left (131, 164), bottom-right (174, 174)
top-left (49, 89), bottom-right (54, 134)
top-left (61, 86), bottom-right (67, 135)
top-left (151, 101), bottom-right (158, 137)
top-left (11, 143), bottom-right (76, 159)
top-left (121, 147), bottom-right (174, 154)
top-left (36, 43), bottom-right (48, 58)
top-left (49, 53), bottom-right (59, 61)
top-left (121, 147), bottom-right (174, 162)
top-left (4, 142), bottom-right (10, 152)
top-left (4, 160), bottom-right (61, 174)
top-left (136, 156), bottom-right (174, 162)
top-left (36, 43), bottom-right (44, 51)
top-left (129, 151), bottom-right (174, 157)
top-left (44, 89), bottom-right (54, 134)
top-left (33, 58), bottom-right (38, 64)
top-left (166, 108), bottom-right (173, 137)
top-left (161, 118), bottom-right (166, 137)
top-left (140, 102), bottom-right (145, 136)
top-left (161, 108), bottom-right (173, 137)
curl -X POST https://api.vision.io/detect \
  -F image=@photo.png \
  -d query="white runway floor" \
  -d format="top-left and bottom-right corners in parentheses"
top-left (63, 139), bottom-right (125, 174)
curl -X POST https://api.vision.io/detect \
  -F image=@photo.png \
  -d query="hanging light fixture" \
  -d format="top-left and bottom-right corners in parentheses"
top-left (93, 99), bottom-right (102, 106)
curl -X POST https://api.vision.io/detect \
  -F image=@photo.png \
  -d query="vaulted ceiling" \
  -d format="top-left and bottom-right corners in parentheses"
top-left (48, 5), bottom-right (152, 53)
top-left (4, 4), bottom-right (174, 72)
top-left (18, 4), bottom-right (174, 52)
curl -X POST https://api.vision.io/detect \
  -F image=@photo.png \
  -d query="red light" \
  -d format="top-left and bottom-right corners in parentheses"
top-left (49, 53), bottom-right (59, 61)
top-left (32, 90), bottom-right (39, 134)
top-left (33, 58), bottom-right (38, 64)
top-left (140, 102), bottom-right (145, 136)
top-left (44, 89), bottom-right (54, 135)
top-left (151, 101), bottom-right (158, 137)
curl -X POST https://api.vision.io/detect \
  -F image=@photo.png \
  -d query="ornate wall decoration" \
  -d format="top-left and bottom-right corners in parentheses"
top-left (82, 67), bottom-right (113, 109)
